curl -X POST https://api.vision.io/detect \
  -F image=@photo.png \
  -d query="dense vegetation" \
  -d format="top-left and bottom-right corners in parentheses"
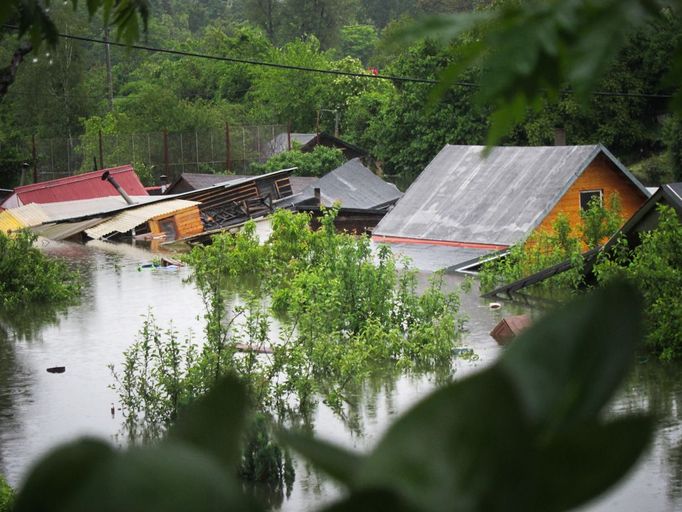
top-left (110, 208), bottom-right (467, 483)
top-left (0, 1), bottom-right (679, 186)
top-left (479, 199), bottom-right (682, 361)
top-left (0, 231), bottom-right (80, 309)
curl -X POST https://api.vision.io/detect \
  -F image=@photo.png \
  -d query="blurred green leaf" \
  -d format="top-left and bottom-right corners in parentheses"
top-left (500, 281), bottom-right (642, 433)
top-left (67, 444), bottom-right (258, 512)
top-left (13, 438), bottom-right (114, 512)
top-left (278, 429), bottom-right (364, 486)
top-left (285, 282), bottom-right (652, 512)
top-left (321, 489), bottom-right (418, 512)
top-left (532, 416), bottom-right (653, 511)
top-left (169, 375), bottom-right (249, 470)
top-left (357, 370), bottom-right (531, 512)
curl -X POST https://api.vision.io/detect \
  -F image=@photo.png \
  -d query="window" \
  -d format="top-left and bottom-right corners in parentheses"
top-left (159, 218), bottom-right (178, 241)
top-left (580, 189), bottom-right (603, 210)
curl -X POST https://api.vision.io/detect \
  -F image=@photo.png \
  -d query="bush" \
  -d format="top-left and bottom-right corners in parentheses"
top-left (0, 230), bottom-right (80, 309)
top-left (595, 205), bottom-right (682, 360)
top-left (250, 145), bottom-right (344, 177)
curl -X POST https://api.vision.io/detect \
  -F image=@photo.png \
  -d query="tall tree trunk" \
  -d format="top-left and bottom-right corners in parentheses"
top-left (0, 42), bottom-right (32, 101)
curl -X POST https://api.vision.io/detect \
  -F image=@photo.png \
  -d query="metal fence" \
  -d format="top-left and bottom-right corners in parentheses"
top-left (4, 124), bottom-right (289, 185)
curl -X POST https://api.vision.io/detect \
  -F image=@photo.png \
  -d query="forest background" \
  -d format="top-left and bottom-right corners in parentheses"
top-left (0, 0), bottom-right (679, 189)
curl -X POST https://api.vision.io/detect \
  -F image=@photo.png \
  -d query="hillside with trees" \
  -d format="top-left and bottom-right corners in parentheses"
top-left (0, 0), bottom-right (679, 188)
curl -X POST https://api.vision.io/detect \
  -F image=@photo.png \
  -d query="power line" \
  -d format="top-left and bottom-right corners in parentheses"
top-left (2, 25), bottom-right (676, 99)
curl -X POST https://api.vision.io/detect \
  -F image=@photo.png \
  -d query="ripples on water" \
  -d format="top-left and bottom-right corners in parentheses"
top-left (0, 239), bottom-right (680, 512)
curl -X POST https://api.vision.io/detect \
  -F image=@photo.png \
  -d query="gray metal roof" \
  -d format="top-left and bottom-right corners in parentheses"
top-left (374, 144), bottom-right (648, 246)
top-left (174, 173), bottom-right (248, 191)
top-left (292, 158), bottom-right (402, 210)
top-left (31, 218), bottom-right (105, 241)
top-left (267, 133), bottom-right (316, 156)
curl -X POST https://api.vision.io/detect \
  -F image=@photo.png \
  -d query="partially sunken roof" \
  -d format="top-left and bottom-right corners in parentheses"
top-left (165, 173), bottom-right (249, 194)
top-left (374, 144), bottom-right (647, 246)
top-left (0, 165), bottom-right (147, 208)
top-left (293, 158), bottom-right (402, 210)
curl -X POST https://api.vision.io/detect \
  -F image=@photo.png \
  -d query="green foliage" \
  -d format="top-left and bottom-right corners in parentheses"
top-left (339, 24), bottom-right (378, 64)
top-left (399, 1), bottom-right (681, 146)
top-left (284, 282), bottom-right (652, 512)
top-left (250, 145), bottom-right (344, 177)
top-left (580, 194), bottom-right (623, 249)
top-left (479, 197), bottom-right (623, 293)
top-left (1, 0), bottom-right (149, 48)
top-left (15, 283), bottom-right (652, 512)
top-left (180, 207), bottom-right (466, 413)
top-left (594, 205), bottom-right (682, 361)
top-left (0, 230), bottom-right (80, 309)
top-left (664, 114), bottom-right (682, 181)
top-left (345, 39), bottom-right (487, 182)
top-left (0, 474), bottom-right (13, 512)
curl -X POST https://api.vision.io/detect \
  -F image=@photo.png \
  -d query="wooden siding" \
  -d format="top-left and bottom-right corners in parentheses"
top-left (149, 205), bottom-right (203, 240)
top-left (534, 154), bottom-right (647, 237)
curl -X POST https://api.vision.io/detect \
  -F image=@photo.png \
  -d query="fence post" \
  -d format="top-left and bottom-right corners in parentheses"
top-left (32, 134), bottom-right (38, 183)
top-left (98, 129), bottom-right (104, 170)
top-left (195, 129), bottom-right (200, 172)
top-left (163, 129), bottom-right (170, 177)
top-left (225, 122), bottom-right (231, 172)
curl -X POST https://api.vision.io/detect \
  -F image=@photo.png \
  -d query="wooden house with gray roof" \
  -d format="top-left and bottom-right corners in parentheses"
top-left (373, 144), bottom-right (649, 268)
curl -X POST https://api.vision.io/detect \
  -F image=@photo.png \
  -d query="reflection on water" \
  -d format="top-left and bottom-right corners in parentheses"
top-left (0, 240), bottom-right (680, 512)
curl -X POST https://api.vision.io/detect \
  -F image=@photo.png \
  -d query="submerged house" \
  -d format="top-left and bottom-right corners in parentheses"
top-left (283, 158), bottom-right (403, 233)
top-left (482, 182), bottom-right (682, 299)
top-left (0, 165), bottom-right (147, 209)
top-left (171, 168), bottom-right (299, 242)
top-left (373, 144), bottom-right (649, 269)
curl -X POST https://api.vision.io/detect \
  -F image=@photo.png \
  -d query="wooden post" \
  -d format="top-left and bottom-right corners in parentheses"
top-left (287, 121), bottom-right (292, 151)
top-left (225, 122), bottom-right (232, 172)
top-left (32, 134), bottom-right (38, 183)
top-left (98, 129), bottom-right (104, 170)
top-left (163, 129), bottom-right (170, 177)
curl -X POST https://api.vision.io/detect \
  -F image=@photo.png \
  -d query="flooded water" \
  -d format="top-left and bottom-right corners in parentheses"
top-left (0, 239), bottom-right (681, 512)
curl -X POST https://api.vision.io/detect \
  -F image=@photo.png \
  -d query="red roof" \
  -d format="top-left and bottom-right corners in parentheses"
top-left (5, 165), bottom-right (147, 206)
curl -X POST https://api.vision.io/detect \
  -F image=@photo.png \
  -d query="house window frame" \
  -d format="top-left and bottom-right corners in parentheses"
top-left (579, 189), bottom-right (603, 211)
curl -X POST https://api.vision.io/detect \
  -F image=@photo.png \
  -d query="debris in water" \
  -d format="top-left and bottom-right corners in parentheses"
top-left (46, 366), bottom-right (66, 374)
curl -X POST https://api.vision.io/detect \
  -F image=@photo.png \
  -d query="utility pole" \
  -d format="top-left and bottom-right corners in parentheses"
top-left (104, 26), bottom-right (114, 110)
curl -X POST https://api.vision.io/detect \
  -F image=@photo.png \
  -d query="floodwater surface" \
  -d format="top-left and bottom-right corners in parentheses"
top-left (0, 240), bottom-right (680, 512)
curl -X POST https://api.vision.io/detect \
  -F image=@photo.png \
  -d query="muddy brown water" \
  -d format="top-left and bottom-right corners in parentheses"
top-left (0, 240), bottom-right (680, 511)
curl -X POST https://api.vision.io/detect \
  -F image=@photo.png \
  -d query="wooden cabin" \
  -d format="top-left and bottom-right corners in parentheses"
top-left (373, 145), bottom-right (649, 269)
top-left (148, 203), bottom-right (203, 240)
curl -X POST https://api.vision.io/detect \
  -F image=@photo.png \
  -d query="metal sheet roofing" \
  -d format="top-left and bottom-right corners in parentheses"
top-left (291, 158), bottom-right (402, 210)
top-left (1, 165), bottom-right (148, 208)
top-left (374, 144), bottom-right (648, 246)
top-left (266, 133), bottom-right (316, 156)
top-left (0, 203), bottom-right (51, 232)
top-left (373, 241), bottom-right (492, 272)
top-left (31, 218), bottom-right (105, 241)
top-left (37, 195), bottom-right (161, 222)
top-left (0, 210), bottom-right (25, 233)
top-left (166, 173), bottom-right (249, 194)
top-left (85, 199), bottom-right (200, 239)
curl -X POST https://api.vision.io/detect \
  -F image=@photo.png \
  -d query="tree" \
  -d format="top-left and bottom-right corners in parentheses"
top-left (345, 39), bottom-right (488, 183)
top-left (339, 24), bottom-right (378, 64)
top-left (0, 0), bottom-right (149, 100)
top-left (401, 0), bottom-right (682, 146)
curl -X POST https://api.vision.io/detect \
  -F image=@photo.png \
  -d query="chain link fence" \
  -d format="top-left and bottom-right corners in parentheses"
top-left (3, 124), bottom-right (289, 185)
